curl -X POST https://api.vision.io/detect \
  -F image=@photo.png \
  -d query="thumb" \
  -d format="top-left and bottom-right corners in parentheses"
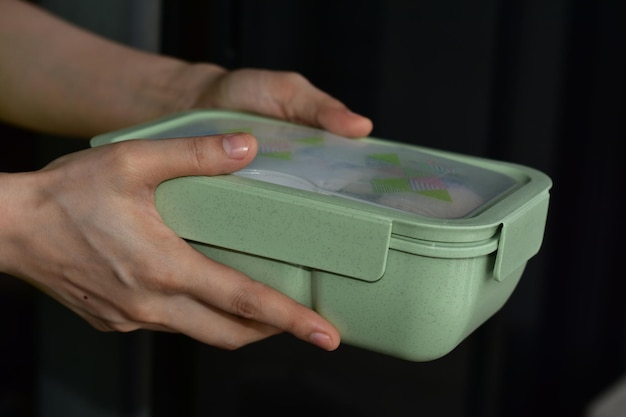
top-left (130, 133), bottom-right (258, 185)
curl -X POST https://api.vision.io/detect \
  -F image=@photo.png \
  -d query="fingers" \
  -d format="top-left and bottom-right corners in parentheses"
top-left (206, 69), bottom-right (373, 138)
top-left (82, 131), bottom-right (340, 350)
top-left (112, 133), bottom-right (258, 186)
top-left (270, 71), bottom-right (374, 138)
top-left (305, 97), bottom-right (374, 139)
top-left (66, 238), bottom-right (338, 350)
top-left (95, 133), bottom-right (340, 350)
top-left (156, 293), bottom-right (285, 350)
top-left (269, 71), bottom-right (373, 138)
top-left (151, 245), bottom-right (341, 351)
top-left (78, 292), bottom-right (283, 349)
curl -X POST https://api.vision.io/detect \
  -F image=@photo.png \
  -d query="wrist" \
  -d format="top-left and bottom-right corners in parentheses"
top-left (0, 172), bottom-right (33, 277)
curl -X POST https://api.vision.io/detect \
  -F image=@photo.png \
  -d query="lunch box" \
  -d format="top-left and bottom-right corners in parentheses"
top-left (91, 110), bottom-right (552, 361)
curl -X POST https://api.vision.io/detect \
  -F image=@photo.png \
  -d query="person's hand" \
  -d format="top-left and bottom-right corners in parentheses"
top-left (0, 1), bottom-right (373, 139)
top-left (182, 66), bottom-right (373, 139)
top-left (0, 133), bottom-right (340, 351)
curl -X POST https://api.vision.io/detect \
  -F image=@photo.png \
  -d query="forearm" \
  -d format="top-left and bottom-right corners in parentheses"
top-left (0, 0), bottom-right (225, 138)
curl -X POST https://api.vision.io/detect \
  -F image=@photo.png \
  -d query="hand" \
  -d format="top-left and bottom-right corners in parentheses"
top-left (185, 66), bottom-right (373, 139)
top-left (0, 1), bottom-right (372, 139)
top-left (0, 133), bottom-right (340, 351)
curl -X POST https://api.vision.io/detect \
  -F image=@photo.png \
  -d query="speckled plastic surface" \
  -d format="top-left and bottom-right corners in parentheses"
top-left (91, 110), bottom-right (552, 361)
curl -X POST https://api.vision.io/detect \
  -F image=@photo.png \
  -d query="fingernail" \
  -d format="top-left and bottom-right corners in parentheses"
top-left (222, 134), bottom-right (250, 159)
top-left (309, 332), bottom-right (333, 350)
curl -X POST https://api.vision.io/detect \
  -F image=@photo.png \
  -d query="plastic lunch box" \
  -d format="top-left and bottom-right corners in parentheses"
top-left (91, 110), bottom-right (552, 362)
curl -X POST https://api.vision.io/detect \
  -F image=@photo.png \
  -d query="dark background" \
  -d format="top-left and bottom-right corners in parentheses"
top-left (1, 0), bottom-right (624, 416)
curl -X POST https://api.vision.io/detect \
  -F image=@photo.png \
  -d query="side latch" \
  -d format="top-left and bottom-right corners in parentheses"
top-left (493, 194), bottom-right (550, 281)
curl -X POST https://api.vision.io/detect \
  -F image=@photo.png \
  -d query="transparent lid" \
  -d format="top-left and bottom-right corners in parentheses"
top-left (148, 115), bottom-right (518, 219)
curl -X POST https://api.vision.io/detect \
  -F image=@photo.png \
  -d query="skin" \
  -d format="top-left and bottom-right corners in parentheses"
top-left (0, 0), bottom-right (373, 351)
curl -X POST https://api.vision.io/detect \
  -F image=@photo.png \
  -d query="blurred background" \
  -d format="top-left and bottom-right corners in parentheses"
top-left (1, 0), bottom-right (624, 416)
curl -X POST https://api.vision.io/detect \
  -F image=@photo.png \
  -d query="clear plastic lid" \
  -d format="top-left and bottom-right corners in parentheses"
top-left (148, 116), bottom-right (518, 219)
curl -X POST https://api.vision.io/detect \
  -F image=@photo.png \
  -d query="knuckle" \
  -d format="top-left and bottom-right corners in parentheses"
top-left (100, 141), bottom-right (146, 192)
top-left (279, 72), bottom-right (308, 97)
top-left (185, 136), bottom-right (210, 171)
top-left (108, 141), bottom-right (142, 172)
top-left (142, 266), bottom-right (184, 294)
top-left (278, 314), bottom-right (300, 334)
top-left (230, 283), bottom-right (265, 320)
top-left (280, 70), bottom-right (307, 86)
top-left (120, 300), bottom-right (162, 326)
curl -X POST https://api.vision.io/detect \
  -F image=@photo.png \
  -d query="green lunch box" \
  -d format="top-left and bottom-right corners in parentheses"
top-left (90, 110), bottom-right (552, 362)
